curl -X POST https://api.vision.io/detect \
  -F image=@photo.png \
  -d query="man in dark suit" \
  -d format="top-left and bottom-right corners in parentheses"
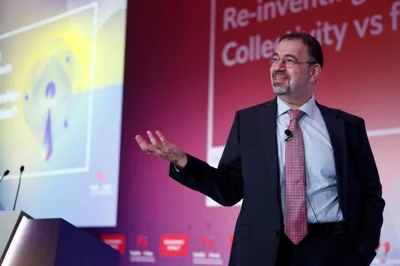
top-left (135, 32), bottom-right (385, 266)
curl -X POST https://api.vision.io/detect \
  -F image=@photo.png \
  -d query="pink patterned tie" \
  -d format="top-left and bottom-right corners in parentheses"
top-left (285, 109), bottom-right (307, 245)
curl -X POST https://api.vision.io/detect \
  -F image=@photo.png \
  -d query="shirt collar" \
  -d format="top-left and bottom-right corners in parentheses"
top-left (277, 94), bottom-right (317, 119)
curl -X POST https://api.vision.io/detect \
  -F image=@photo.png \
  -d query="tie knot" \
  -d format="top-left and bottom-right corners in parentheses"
top-left (289, 109), bottom-right (305, 121)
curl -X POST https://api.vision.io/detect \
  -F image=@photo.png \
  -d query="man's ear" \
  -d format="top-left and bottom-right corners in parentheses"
top-left (309, 64), bottom-right (322, 82)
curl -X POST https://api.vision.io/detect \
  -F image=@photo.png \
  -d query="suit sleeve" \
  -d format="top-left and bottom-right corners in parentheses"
top-left (356, 118), bottom-right (385, 265)
top-left (168, 111), bottom-right (243, 207)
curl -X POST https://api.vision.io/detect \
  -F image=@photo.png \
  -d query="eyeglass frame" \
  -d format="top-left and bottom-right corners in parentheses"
top-left (269, 55), bottom-right (317, 68)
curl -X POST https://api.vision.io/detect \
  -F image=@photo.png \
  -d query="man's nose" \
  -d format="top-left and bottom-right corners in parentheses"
top-left (275, 59), bottom-right (287, 70)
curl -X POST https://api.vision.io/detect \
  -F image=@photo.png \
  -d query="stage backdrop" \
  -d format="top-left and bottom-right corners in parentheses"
top-left (91, 0), bottom-right (400, 265)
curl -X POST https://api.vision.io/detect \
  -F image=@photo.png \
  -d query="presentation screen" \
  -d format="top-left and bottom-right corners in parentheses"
top-left (0, 0), bottom-right (127, 227)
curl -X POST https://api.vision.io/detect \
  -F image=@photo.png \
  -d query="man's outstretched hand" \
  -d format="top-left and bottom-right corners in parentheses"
top-left (135, 130), bottom-right (187, 169)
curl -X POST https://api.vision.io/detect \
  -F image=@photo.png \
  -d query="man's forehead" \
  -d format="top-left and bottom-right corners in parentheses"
top-left (273, 40), bottom-right (306, 58)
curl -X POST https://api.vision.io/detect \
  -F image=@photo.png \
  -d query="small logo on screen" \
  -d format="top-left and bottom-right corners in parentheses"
top-left (89, 170), bottom-right (112, 196)
top-left (97, 170), bottom-right (107, 180)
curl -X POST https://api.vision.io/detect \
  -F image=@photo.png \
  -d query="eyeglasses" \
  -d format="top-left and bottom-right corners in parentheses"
top-left (269, 57), bottom-right (316, 68)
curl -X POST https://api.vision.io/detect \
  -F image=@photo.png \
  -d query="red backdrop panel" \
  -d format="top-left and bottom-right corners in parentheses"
top-left (91, 1), bottom-right (400, 265)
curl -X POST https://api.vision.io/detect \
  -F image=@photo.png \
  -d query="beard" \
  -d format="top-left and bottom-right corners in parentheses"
top-left (272, 70), bottom-right (291, 96)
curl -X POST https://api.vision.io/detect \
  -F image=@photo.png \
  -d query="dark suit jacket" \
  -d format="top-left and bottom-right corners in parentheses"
top-left (169, 98), bottom-right (385, 266)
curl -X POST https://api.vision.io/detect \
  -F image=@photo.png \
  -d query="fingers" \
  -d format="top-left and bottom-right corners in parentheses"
top-left (135, 134), bottom-right (155, 153)
top-left (136, 131), bottom-right (168, 156)
top-left (147, 131), bottom-right (164, 150)
top-left (155, 130), bottom-right (167, 144)
top-left (136, 130), bottom-right (184, 165)
top-left (135, 134), bottom-right (147, 147)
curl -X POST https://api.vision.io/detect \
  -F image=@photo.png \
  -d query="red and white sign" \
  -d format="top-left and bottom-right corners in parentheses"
top-left (101, 234), bottom-right (126, 255)
top-left (160, 234), bottom-right (188, 257)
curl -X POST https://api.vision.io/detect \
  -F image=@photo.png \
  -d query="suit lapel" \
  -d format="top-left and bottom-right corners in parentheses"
top-left (258, 99), bottom-right (279, 191)
top-left (317, 103), bottom-right (348, 205)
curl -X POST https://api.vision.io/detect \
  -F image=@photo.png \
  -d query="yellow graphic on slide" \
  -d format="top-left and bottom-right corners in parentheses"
top-left (20, 25), bottom-right (92, 94)
top-left (7, 23), bottom-right (93, 161)
top-left (0, 2), bottom-right (126, 166)
top-left (24, 27), bottom-right (89, 161)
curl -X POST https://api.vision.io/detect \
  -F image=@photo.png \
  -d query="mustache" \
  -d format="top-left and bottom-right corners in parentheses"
top-left (272, 70), bottom-right (289, 79)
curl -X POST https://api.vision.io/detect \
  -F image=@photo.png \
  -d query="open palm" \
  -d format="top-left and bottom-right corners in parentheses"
top-left (135, 130), bottom-right (187, 169)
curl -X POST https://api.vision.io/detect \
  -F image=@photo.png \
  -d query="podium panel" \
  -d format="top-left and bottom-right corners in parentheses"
top-left (0, 211), bottom-right (120, 266)
top-left (0, 211), bottom-right (31, 261)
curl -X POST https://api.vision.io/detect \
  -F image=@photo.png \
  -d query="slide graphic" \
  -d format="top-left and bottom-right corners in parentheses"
top-left (0, 0), bottom-right (127, 227)
top-left (23, 38), bottom-right (84, 163)
top-left (0, 3), bottom-right (95, 176)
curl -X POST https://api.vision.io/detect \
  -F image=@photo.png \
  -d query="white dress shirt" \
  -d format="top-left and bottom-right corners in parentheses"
top-left (276, 95), bottom-right (344, 223)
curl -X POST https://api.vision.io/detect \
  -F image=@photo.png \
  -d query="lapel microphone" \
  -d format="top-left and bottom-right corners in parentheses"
top-left (284, 129), bottom-right (293, 142)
